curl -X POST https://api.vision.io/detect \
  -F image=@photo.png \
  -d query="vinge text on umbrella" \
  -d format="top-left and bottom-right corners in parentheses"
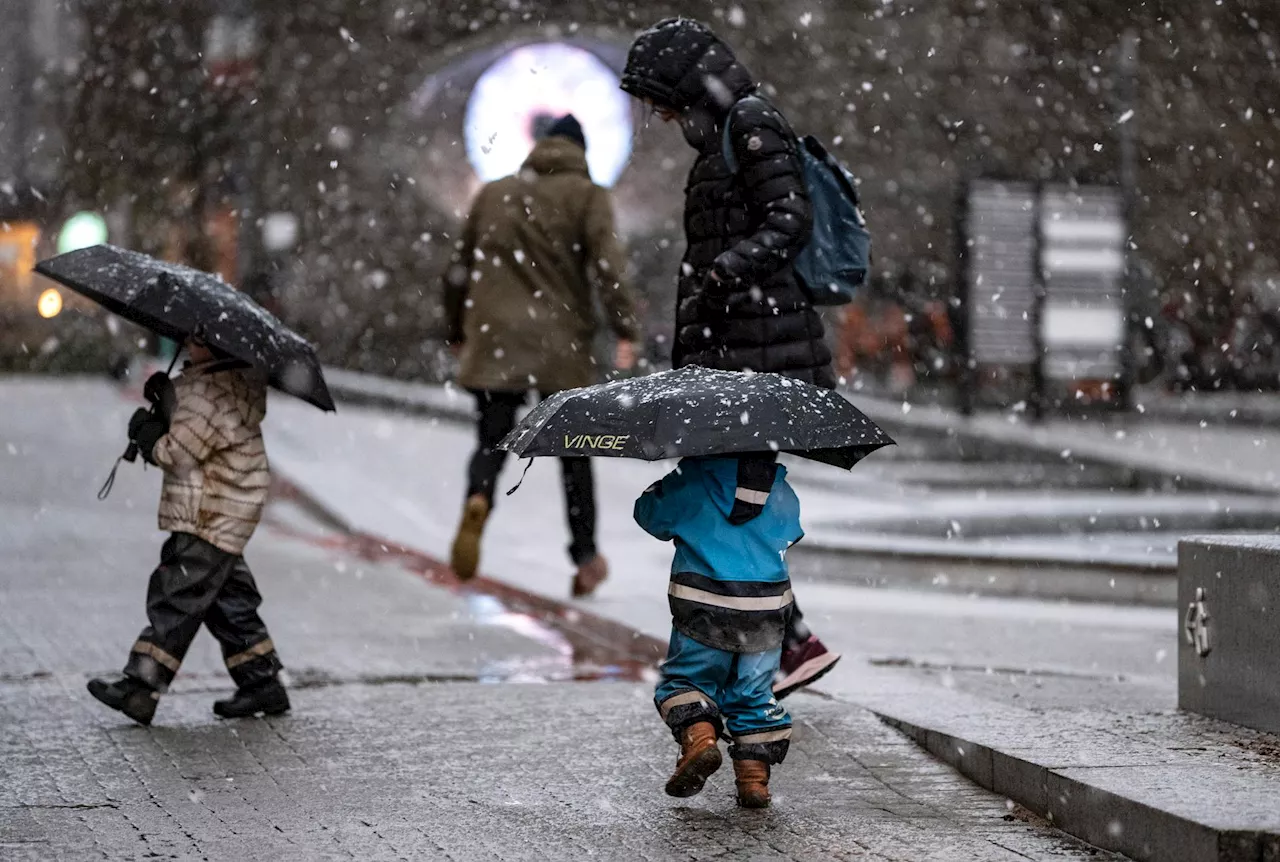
top-left (564, 434), bottom-right (631, 450)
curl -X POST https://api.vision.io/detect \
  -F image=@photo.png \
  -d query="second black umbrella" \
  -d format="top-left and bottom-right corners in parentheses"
top-left (499, 365), bottom-right (893, 469)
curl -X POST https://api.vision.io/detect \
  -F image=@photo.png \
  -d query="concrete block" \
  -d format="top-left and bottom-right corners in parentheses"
top-left (951, 738), bottom-right (995, 791)
top-left (877, 684), bottom-right (1280, 861)
top-left (1050, 763), bottom-right (1280, 862)
top-left (924, 728), bottom-right (957, 766)
top-left (1045, 770), bottom-right (1220, 862)
top-left (1178, 537), bottom-right (1280, 735)
top-left (990, 749), bottom-right (1048, 814)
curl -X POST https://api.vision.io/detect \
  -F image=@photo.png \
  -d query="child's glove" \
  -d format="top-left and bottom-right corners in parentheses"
top-left (127, 407), bottom-right (168, 466)
top-left (728, 456), bottom-right (778, 525)
top-left (142, 372), bottom-right (177, 422)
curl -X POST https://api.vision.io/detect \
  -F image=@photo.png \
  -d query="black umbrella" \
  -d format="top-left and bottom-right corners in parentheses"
top-left (499, 365), bottom-right (894, 469)
top-left (35, 244), bottom-right (335, 411)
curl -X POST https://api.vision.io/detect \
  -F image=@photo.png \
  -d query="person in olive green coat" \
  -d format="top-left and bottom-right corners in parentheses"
top-left (444, 114), bottom-right (640, 597)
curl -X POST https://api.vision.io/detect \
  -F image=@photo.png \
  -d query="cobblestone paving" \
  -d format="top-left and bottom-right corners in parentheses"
top-left (2, 680), bottom-right (1118, 861)
top-left (1, 378), bottom-right (1117, 860)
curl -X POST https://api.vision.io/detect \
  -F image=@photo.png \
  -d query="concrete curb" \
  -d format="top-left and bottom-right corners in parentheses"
top-left (871, 708), bottom-right (1280, 862)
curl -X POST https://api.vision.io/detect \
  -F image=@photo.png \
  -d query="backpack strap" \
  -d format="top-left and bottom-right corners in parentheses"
top-left (720, 108), bottom-right (738, 173)
top-left (719, 95), bottom-right (767, 174)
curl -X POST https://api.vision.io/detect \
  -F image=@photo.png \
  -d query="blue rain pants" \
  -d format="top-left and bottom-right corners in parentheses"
top-left (654, 629), bottom-right (792, 763)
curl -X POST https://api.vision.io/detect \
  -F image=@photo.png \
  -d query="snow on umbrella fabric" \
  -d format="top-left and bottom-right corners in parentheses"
top-left (35, 244), bottom-right (335, 411)
top-left (499, 365), bottom-right (894, 469)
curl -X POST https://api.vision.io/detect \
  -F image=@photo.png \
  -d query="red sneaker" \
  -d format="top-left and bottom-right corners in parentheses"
top-left (773, 636), bottom-right (841, 699)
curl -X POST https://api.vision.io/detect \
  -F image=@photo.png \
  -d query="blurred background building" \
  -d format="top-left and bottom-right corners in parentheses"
top-left (0, 0), bottom-right (88, 370)
top-left (4, 0), bottom-right (1278, 402)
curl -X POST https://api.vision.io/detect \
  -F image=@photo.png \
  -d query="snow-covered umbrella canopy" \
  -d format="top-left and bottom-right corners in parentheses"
top-left (35, 245), bottom-right (335, 411)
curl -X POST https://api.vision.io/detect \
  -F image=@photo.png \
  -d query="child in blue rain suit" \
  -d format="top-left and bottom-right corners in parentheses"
top-left (634, 455), bottom-right (800, 808)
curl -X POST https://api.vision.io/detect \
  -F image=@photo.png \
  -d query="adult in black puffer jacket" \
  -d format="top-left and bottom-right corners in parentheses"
top-left (621, 17), bottom-right (836, 389)
top-left (622, 18), bottom-right (843, 725)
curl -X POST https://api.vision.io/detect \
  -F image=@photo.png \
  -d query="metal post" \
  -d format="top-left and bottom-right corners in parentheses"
top-left (1118, 30), bottom-right (1139, 226)
top-left (955, 180), bottom-right (975, 416)
top-left (1030, 181), bottom-right (1047, 423)
top-left (1116, 29), bottom-right (1140, 410)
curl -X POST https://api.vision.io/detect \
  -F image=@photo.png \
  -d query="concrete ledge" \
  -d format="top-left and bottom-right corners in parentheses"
top-left (317, 368), bottom-right (1189, 603)
top-left (801, 526), bottom-right (1178, 569)
top-left (853, 393), bottom-right (1280, 496)
top-left (322, 367), bottom-right (475, 421)
top-left (789, 544), bottom-right (1177, 605)
top-left (1134, 388), bottom-right (1280, 429)
top-left (323, 368), bottom-right (1273, 498)
top-left (1179, 536), bottom-right (1280, 735)
top-left (869, 694), bottom-right (1280, 862)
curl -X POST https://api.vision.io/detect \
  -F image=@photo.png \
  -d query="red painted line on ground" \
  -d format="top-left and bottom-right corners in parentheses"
top-left (267, 476), bottom-right (665, 682)
top-left (108, 379), bottom-right (665, 682)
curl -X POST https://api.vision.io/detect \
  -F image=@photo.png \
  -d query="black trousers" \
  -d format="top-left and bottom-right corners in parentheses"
top-left (124, 533), bottom-right (282, 692)
top-left (466, 389), bottom-right (597, 566)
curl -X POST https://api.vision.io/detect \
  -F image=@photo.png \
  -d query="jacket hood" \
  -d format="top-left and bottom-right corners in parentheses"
top-left (234, 372), bottom-right (268, 428)
top-left (620, 18), bottom-right (756, 116)
top-left (522, 136), bottom-right (590, 178)
top-left (186, 359), bottom-right (267, 428)
top-left (684, 457), bottom-right (787, 521)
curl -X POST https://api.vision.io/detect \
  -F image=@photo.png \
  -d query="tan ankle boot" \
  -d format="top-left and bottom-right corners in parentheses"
top-left (450, 494), bottom-right (490, 581)
top-left (733, 759), bottom-right (771, 808)
top-left (664, 721), bottom-right (723, 798)
top-left (571, 554), bottom-right (608, 597)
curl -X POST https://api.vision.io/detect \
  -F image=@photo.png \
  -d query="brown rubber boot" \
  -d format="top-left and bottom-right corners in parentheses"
top-left (664, 721), bottom-right (723, 798)
top-left (571, 554), bottom-right (608, 598)
top-left (449, 494), bottom-right (490, 581)
top-left (733, 759), bottom-right (771, 808)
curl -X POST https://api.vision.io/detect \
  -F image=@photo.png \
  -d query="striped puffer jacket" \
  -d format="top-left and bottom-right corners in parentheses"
top-left (152, 362), bottom-right (270, 556)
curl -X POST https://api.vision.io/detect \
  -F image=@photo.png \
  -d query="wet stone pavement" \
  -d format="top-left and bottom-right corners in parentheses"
top-left (2, 679), bottom-right (1117, 862)
top-left (0, 378), bottom-right (1118, 860)
top-left (0, 513), bottom-right (1117, 862)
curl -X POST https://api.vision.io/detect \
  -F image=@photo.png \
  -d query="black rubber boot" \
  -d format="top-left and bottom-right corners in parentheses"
top-left (213, 678), bottom-right (290, 719)
top-left (87, 676), bottom-right (158, 726)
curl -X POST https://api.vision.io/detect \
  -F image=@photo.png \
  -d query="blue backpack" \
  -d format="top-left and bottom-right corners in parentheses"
top-left (721, 97), bottom-right (871, 305)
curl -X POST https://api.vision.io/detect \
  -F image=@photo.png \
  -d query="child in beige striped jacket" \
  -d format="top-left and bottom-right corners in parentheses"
top-left (87, 338), bottom-right (289, 725)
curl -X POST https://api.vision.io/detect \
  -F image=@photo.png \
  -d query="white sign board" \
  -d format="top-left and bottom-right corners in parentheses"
top-left (965, 180), bottom-right (1038, 366)
top-left (1039, 185), bottom-right (1126, 381)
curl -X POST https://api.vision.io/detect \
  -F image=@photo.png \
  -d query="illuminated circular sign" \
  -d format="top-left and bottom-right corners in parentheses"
top-left (37, 288), bottom-right (63, 318)
top-left (57, 211), bottom-right (108, 254)
top-left (464, 43), bottom-right (633, 187)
